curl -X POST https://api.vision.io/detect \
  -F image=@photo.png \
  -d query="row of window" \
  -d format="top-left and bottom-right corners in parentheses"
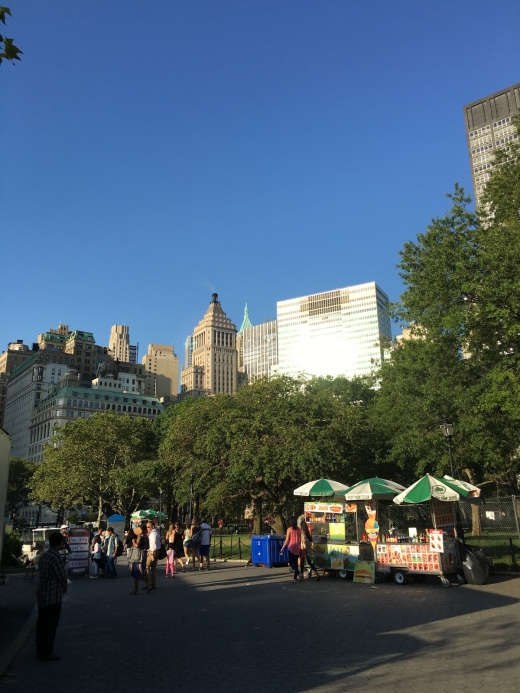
top-left (62, 404), bottom-right (158, 416)
top-left (471, 143), bottom-right (493, 156)
top-left (469, 124), bottom-right (491, 138)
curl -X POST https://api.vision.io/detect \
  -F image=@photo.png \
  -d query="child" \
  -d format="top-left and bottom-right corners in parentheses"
top-left (165, 547), bottom-right (175, 578)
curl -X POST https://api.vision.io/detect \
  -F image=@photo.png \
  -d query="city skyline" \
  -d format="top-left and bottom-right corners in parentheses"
top-left (2, 2), bottom-right (519, 363)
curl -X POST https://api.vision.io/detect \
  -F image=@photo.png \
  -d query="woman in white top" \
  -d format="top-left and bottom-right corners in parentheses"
top-left (90, 535), bottom-right (103, 578)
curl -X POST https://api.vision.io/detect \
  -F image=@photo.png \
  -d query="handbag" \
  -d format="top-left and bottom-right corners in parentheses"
top-left (127, 546), bottom-right (143, 563)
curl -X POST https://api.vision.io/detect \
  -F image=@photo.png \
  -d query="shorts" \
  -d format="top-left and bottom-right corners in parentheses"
top-left (199, 544), bottom-right (210, 557)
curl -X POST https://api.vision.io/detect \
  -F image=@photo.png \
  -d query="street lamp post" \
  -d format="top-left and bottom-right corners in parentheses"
top-left (439, 420), bottom-right (464, 539)
top-left (440, 420), bottom-right (455, 478)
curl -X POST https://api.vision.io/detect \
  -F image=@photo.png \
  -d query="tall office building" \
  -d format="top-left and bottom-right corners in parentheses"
top-left (108, 325), bottom-right (137, 363)
top-left (463, 82), bottom-right (520, 206)
top-left (181, 293), bottom-right (239, 396)
top-left (141, 344), bottom-right (179, 398)
top-left (276, 282), bottom-right (391, 380)
top-left (241, 320), bottom-right (278, 380)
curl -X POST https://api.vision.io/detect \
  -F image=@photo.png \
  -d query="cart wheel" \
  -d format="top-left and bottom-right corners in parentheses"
top-left (456, 573), bottom-right (466, 585)
top-left (412, 575), bottom-right (427, 583)
top-left (440, 577), bottom-right (450, 588)
top-left (393, 570), bottom-right (408, 585)
top-left (337, 569), bottom-right (348, 580)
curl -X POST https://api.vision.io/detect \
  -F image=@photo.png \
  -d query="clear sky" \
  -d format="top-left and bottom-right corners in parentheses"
top-left (2, 1), bottom-right (519, 364)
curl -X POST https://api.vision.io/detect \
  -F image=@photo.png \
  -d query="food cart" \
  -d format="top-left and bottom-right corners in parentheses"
top-left (378, 474), bottom-right (481, 587)
top-left (296, 477), bottom-right (406, 579)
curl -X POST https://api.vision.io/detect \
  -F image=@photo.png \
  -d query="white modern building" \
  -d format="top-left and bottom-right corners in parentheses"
top-left (276, 282), bottom-right (391, 380)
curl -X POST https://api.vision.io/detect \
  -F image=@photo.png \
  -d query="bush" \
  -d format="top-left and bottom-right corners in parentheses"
top-left (2, 529), bottom-right (24, 566)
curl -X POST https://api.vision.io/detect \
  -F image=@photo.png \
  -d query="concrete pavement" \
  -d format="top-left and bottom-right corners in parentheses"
top-left (1, 563), bottom-right (520, 692)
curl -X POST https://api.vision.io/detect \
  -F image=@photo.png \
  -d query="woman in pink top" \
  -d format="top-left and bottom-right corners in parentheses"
top-left (280, 517), bottom-right (302, 583)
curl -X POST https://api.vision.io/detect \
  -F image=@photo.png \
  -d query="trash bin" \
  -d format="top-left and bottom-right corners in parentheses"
top-left (251, 534), bottom-right (289, 567)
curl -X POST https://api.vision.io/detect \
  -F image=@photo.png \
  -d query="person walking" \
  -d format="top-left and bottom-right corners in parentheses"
top-left (280, 516), bottom-right (302, 583)
top-left (127, 527), bottom-right (144, 595)
top-left (183, 522), bottom-right (193, 567)
top-left (300, 518), bottom-right (320, 581)
top-left (90, 535), bottom-right (103, 578)
top-left (199, 518), bottom-right (212, 571)
top-left (172, 522), bottom-right (186, 573)
top-left (190, 518), bottom-right (201, 571)
top-left (36, 532), bottom-right (68, 661)
top-left (145, 520), bottom-right (161, 592)
top-left (103, 527), bottom-right (119, 579)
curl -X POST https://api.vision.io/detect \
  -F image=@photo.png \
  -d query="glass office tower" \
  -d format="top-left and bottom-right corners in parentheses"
top-left (276, 282), bottom-right (391, 380)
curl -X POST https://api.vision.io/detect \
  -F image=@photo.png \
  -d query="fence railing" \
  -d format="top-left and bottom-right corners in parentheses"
top-left (209, 535), bottom-right (252, 561)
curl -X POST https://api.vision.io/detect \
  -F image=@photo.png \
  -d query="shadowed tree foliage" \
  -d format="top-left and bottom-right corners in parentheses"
top-left (0, 8), bottom-right (22, 65)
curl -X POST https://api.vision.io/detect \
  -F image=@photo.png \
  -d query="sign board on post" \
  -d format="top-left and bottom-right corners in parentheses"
top-left (68, 528), bottom-right (90, 576)
top-left (353, 560), bottom-right (376, 584)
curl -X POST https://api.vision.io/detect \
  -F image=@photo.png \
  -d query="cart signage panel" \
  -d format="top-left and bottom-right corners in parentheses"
top-left (68, 528), bottom-right (90, 576)
top-left (304, 502), bottom-right (344, 513)
top-left (353, 560), bottom-right (375, 584)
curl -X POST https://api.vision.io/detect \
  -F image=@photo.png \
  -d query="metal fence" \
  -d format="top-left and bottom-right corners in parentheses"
top-left (459, 496), bottom-right (520, 541)
top-left (209, 535), bottom-right (252, 561)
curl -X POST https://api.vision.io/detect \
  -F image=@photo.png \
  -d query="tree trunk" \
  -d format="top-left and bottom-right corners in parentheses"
top-left (471, 503), bottom-right (483, 537)
top-left (96, 497), bottom-right (103, 527)
top-left (252, 496), bottom-right (262, 535)
top-left (271, 504), bottom-right (286, 535)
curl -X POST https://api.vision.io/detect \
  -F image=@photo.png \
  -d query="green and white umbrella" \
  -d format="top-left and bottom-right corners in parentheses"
top-left (340, 477), bottom-right (406, 501)
top-left (293, 478), bottom-right (349, 497)
top-left (131, 509), bottom-right (168, 520)
top-left (393, 474), bottom-right (481, 505)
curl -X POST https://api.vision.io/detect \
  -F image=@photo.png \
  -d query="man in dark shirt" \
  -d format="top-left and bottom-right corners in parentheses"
top-left (36, 532), bottom-right (68, 661)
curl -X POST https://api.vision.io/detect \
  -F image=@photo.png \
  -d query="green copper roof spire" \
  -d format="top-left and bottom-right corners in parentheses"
top-left (238, 303), bottom-right (253, 334)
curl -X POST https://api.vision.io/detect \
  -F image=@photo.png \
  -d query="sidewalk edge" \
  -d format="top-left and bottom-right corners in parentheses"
top-left (0, 605), bottom-right (37, 677)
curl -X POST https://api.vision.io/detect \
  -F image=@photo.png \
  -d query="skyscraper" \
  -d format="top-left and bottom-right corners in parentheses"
top-left (241, 320), bottom-right (278, 380)
top-left (181, 293), bottom-right (239, 396)
top-left (141, 344), bottom-right (179, 398)
top-left (463, 82), bottom-right (520, 206)
top-left (276, 282), bottom-right (391, 380)
top-left (108, 325), bottom-right (137, 364)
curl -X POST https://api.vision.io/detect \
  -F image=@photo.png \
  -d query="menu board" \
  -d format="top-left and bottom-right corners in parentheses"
top-left (376, 544), bottom-right (440, 573)
top-left (312, 542), bottom-right (359, 570)
top-left (68, 528), bottom-right (90, 576)
top-left (431, 499), bottom-right (456, 529)
top-left (305, 502), bottom-right (344, 514)
top-left (429, 529), bottom-right (444, 553)
top-left (329, 523), bottom-right (346, 540)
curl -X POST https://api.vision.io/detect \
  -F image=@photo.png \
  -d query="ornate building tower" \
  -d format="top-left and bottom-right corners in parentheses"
top-left (181, 294), bottom-right (239, 396)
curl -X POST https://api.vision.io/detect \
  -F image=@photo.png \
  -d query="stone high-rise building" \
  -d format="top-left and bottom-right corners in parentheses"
top-left (181, 293), bottom-right (239, 396)
top-left (142, 344), bottom-right (179, 398)
top-left (108, 325), bottom-right (137, 364)
top-left (463, 82), bottom-right (520, 206)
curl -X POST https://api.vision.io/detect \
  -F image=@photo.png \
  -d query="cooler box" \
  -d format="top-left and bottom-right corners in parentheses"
top-left (251, 534), bottom-right (289, 567)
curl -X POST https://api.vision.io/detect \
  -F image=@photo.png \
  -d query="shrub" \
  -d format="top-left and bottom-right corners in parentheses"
top-left (2, 529), bottom-right (24, 566)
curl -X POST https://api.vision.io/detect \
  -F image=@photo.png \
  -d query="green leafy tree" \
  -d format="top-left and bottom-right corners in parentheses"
top-left (6, 457), bottom-right (35, 517)
top-left (160, 376), bottom-right (382, 534)
top-left (0, 8), bottom-right (22, 65)
top-left (30, 412), bottom-right (157, 525)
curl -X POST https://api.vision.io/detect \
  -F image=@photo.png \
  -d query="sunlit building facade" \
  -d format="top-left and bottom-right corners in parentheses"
top-left (276, 282), bottom-right (391, 380)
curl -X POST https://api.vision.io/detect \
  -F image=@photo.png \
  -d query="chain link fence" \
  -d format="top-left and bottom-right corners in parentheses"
top-left (459, 496), bottom-right (520, 569)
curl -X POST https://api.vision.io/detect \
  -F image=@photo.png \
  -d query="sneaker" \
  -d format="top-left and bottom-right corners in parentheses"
top-left (67, 579), bottom-right (73, 584)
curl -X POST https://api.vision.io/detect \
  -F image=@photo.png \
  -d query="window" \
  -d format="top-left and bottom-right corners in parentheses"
top-left (123, 405), bottom-right (126, 412)
top-left (73, 400), bottom-right (77, 406)
top-left (95, 402), bottom-right (99, 409)
top-left (117, 405), bottom-right (121, 411)
top-left (67, 399), bottom-right (71, 405)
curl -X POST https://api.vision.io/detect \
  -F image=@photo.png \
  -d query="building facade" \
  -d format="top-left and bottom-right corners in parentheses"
top-left (3, 351), bottom-right (70, 459)
top-left (38, 324), bottom-right (111, 384)
top-left (276, 282), bottom-right (391, 380)
top-left (181, 293), bottom-right (239, 396)
top-left (141, 344), bottom-right (179, 398)
top-left (0, 341), bottom-right (34, 429)
top-left (463, 82), bottom-right (520, 206)
top-left (28, 384), bottom-right (163, 463)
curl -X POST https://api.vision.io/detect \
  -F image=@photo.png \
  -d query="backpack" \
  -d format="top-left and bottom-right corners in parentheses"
top-left (115, 535), bottom-right (124, 557)
top-left (191, 530), bottom-right (202, 547)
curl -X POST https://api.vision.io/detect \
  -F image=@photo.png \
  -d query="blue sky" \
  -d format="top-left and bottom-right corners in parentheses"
top-left (2, 0), bottom-right (519, 364)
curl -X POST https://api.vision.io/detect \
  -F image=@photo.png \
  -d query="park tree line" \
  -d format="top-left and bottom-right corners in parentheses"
top-left (17, 117), bottom-right (520, 531)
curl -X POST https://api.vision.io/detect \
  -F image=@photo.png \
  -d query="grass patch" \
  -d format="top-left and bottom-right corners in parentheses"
top-left (465, 534), bottom-right (520, 571)
top-left (210, 534), bottom-right (252, 561)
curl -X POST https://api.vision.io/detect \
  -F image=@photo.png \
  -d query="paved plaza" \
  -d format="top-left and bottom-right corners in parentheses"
top-left (1, 564), bottom-right (520, 693)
